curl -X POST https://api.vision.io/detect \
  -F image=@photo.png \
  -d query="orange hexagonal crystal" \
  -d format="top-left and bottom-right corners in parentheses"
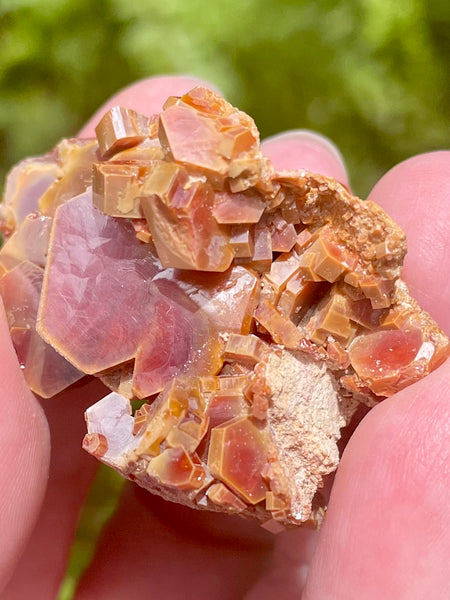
top-left (348, 328), bottom-right (431, 395)
top-left (147, 447), bottom-right (205, 490)
top-left (349, 329), bottom-right (422, 377)
top-left (212, 190), bottom-right (265, 224)
top-left (207, 416), bottom-right (269, 504)
top-left (159, 104), bottom-right (228, 175)
top-left (205, 392), bottom-right (249, 430)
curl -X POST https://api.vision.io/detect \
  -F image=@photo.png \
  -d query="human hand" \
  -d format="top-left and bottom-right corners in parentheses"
top-left (1, 75), bottom-right (449, 600)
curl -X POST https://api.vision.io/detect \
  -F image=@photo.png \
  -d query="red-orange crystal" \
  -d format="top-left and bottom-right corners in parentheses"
top-left (207, 417), bottom-right (269, 504)
top-left (350, 329), bottom-right (422, 376)
top-left (147, 447), bottom-right (206, 491)
top-left (1, 85), bottom-right (448, 531)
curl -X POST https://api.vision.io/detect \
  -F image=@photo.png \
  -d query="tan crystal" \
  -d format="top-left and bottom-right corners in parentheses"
top-left (206, 482), bottom-right (247, 511)
top-left (207, 416), bottom-right (269, 504)
top-left (265, 491), bottom-right (288, 511)
top-left (304, 232), bottom-right (357, 282)
top-left (146, 446), bottom-right (206, 490)
top-left (245, 225), bottom-right (272, 272)
top-left (141, 161), bottom-right (187, 198)
top-left (132, 403), bottom-right (151, 436)
top-left (223, 333), bottom-right (269, 365)
top-left (218, 126), bottom-right (257, 160)
top-left (39, 139), bottom-right (99, 217)
top-left (230, 224), bottom-right (254, 258)
top-left (298, 251), bottom-right (326, 281)
top-left (265, 252), bottom-right (302, 293)
top-left (136, 379), bottom-right (197, 457)
top-left (92, 161), bottom-right (151, 218)
top-left (277, 276), bottom-right (319, 321)
top-left (95, 106), bottom-right (150, 159)
top-left (306, 292), bottom-right (356, 346)
top-left (254, 299), bottom-right (302, 349)
top-left (358, 274), bottom-right (394, 309)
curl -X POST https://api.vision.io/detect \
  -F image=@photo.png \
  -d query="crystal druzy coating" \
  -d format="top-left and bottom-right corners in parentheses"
top-left (1, 87), bottom-right (449, 530)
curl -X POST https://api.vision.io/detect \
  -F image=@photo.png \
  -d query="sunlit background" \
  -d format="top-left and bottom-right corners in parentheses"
top-left (1, 1), bottom-right (449, 597)
top-left (1, 0), bottom-right (449, 197)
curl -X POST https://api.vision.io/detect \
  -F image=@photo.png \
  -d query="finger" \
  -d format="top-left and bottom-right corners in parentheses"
top-left (261, 130), bottom-right (349, 188)
top-left (3, 378), bottom-right (107, 600)
top-left (79, 75), bottom-right (221, 138)
top-left (4, 75), bottom-right (216, 599)
top-left (75, 485), bottom-right (273, 600)
top-left (305, 152), bottom-right (450, 599)
top-left (0, 303), bottom-right (50, 593)
top-left (368, 151), bottom-right (450, 332)
top-left (304, 358), bottom-right (450, 600)
top-left (244, 528), bottom-right (319, 600)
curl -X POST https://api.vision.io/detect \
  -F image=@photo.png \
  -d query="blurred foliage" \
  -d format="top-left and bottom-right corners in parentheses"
top-left (0, 0), bottom-right (449, 196)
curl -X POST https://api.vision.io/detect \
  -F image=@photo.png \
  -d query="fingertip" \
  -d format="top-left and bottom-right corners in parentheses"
top-left (305, 359), bottom-right (450, 599)
top-left (368, 151), bottom-right (450, 228)
top-left (261, 130), bottom-right (349, 188)
top-left (368, 151), bottom-right (450, 331)
top-left (78, 75), bottom-right (222, 137)
top-left (368, 151), bottom-right (450, 210)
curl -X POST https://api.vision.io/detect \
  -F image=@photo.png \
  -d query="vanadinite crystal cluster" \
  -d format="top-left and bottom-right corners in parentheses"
top-left (1, 87), bottom-right (449, 531)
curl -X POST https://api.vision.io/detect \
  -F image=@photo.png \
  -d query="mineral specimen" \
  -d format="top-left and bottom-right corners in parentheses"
top-left (1, 87), bottom-right (448, 530)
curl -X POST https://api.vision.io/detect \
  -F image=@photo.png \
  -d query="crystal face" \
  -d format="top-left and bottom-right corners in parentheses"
top-left (1, 86), bottom-right (449, 530)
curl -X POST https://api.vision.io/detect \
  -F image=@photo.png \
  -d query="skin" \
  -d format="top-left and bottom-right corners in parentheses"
top-left (0, 75), bottom-right (449, 600)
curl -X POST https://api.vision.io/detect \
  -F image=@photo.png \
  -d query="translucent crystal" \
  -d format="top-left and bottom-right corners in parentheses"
top-left (1, 86), bottom-right (448, 530)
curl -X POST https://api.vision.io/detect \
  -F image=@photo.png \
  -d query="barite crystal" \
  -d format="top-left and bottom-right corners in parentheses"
top-left (1, 87), bottom-right (449, 529)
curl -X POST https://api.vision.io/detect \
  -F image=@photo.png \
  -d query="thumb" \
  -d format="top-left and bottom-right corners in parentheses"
top-left (0, 300), bottom-right (50, 593)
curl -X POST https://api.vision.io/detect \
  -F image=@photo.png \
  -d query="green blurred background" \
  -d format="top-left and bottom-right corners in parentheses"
top-left (0, 0), bottom-right (448, 597)
top-left (1, 0), bottom-right (449, 198)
